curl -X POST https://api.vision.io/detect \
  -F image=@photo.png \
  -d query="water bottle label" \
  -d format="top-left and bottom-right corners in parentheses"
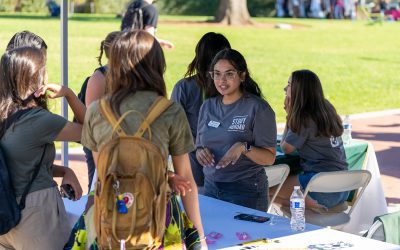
top-left (343, 124), bottom-right (352, 130)
top-left (290, 201), bottom-right (301, 208)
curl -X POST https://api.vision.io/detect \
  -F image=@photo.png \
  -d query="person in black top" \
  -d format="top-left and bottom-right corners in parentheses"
top-left (121, 0), bottom-right (174, 49)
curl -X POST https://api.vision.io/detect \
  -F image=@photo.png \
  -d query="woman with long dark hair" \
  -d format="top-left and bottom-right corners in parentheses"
top-left (171, 32), bottom-right (231, 189)
top-left (276, 69), bottom-right (348, 210)
top-left (195, 48), bottom-right (277, 211)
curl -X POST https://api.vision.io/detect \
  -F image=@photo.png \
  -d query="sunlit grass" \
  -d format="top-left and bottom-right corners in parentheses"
top-left (0, 13), bottom-right (399, 124)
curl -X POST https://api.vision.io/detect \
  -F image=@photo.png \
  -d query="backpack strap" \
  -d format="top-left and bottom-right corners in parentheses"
top-left (18, 147), bottom-right (46, 210)
top-left (99, 99), bottom-right (127, 137)
top-left (2, 108), bottom-right (45, 210)
top-left (99, 97), bottom-right (172, 138)
top-left (134, 96), bottom-right (172, 138)
top-left (4, 109), bottom-right (32, 131)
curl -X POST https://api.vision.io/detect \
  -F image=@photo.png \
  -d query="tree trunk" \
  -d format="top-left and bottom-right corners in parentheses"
top-left (215, 0), bottom-right (253, 25)
top-left (14, 0), bottom-right (22, 12)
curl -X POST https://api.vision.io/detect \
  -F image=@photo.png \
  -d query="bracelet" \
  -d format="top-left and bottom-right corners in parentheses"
top-left (199, 236), bottom-right (207, 241)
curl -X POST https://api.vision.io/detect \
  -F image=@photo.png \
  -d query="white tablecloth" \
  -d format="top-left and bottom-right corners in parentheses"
top-left (64, 194), bottom-right (397, 250)
top-left (342, 143), bottom-right (388, 234)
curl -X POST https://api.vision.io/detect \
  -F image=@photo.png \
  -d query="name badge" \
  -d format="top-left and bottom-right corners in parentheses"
top-left (208, 120), bottom-right (220, 128)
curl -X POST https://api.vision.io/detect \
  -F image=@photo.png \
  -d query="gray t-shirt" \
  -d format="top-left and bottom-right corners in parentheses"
top-left (171, 76), bottom-right (203, 139)
top-left (1, 108), bottom-right (67, 196)
top-left (196, 93), bottom-right (277, 182)
top-left (284, 120), bottom-right (348, 173)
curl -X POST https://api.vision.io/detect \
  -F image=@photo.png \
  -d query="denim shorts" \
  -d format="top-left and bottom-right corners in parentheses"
top-left (204, 170), bottom-right (268, 212)
top-left (299, 172), bottom-right (349, 209)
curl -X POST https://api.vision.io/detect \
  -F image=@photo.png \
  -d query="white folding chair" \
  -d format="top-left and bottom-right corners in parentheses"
top-left (301, 170), bottom-right (372, 229)
top-left (264, 164), bottom-right (290, 213)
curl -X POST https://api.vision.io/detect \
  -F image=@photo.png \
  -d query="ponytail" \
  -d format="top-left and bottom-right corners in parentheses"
top-left (97, 40), bottom-right (105, 66)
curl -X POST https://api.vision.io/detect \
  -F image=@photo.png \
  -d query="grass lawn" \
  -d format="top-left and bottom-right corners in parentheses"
top-left (0, 13), bottom-right (399, 123)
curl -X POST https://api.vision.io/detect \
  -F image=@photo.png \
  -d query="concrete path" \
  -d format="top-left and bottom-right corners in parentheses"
top-left (55, 110), bottom-right (400, 210)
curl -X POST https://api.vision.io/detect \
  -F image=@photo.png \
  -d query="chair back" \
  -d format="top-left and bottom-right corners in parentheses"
top-left (264, 164), bottom-right (290, 213)
top-left (304, 170), bottom-right (371, 215)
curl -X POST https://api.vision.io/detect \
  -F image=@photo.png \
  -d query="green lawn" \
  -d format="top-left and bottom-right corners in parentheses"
top-left (0, 13), bottom-right (399, 123)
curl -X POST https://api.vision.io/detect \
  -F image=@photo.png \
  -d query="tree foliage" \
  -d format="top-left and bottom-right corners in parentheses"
top-left (0, 0), bottom-right (275, 16)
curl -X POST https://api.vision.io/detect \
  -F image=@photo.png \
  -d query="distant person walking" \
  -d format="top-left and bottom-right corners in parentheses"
top-left (121, 0), bottom-right (174, 49)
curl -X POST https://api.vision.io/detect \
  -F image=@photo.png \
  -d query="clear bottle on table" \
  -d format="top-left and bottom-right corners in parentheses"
top-left (290, 186), bottom-right (305, 231)
top-left (342, 115), bottom-right (352, 145)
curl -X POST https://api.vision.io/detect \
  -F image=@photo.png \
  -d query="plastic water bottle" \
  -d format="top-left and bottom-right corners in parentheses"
top-left (342, 115), bottom-right (352, 145)
top-left (290, 186), bottom-right (305, 231)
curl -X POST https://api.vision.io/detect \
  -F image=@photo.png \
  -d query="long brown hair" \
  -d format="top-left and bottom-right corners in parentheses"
top-left (106, 30), bottom-right (166, 115)
top-left (97, 31), bottom-right (120, 66)
top-left (0, 47), bottom-right (48, 134)
top-left (287, 69), bottom-right (343, 137)
top-left (185, 32), bottom-right (230, 97)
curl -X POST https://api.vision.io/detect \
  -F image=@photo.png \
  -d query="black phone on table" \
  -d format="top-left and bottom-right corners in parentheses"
top-left (234, 213), bottom-right (270, 223)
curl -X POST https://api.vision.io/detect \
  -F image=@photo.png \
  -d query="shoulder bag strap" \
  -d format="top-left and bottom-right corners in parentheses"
top-left (99, 98), bottom-right (127, 137)
top-left (18, 147), bottom-right (46, 210)
top-left (134, 96), bottom-right (172, 139)
top-left (4, 109), bottom-right (32, 132)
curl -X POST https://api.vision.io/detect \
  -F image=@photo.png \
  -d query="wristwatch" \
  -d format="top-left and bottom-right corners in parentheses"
top-left (242, 142), bottom-right (252, 154)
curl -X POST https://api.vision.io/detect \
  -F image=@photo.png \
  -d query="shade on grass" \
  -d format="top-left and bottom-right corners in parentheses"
top-left (0, 13), bottom-right (399, 122)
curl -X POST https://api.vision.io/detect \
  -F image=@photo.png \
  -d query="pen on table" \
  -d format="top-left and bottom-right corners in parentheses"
top-left (237, 238), bottom-right (273, 246)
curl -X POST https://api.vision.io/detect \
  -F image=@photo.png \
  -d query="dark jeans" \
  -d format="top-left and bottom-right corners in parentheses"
top-left (204, 170), bottom-right (268, 212)
top-left (299, 171), bottom-right (349, 208)
top-left (83, 146), bottom-right (95, 192)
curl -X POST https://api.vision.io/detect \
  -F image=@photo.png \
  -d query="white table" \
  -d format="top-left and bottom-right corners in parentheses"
top-left (64, 194), bottom-right (397, 250)
top-left (342, 142), bottom-right (388, 234)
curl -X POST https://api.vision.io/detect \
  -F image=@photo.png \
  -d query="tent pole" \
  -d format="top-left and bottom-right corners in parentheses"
top-left (61, 0), bottom-right (69, 167)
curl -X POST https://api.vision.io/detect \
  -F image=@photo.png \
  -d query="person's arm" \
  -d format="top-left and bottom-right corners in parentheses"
top-left (281, 95), bottom-right (297, 154)
top-left (216, 143), bottom-right (275, 169)
top-left (143, 26), bottom-right (174, 49)
top-left (85, 70), bottom-right (107, 108)
top-left (280, 140), bottom-right (296, 154)
top-left (172, 154), bottom-right (207, 249)
top-left (52, 164), bottom-right (83, 200)
top-left (34, 83), bottom-right (85, 142)
top-left (35, 83), bottom-right (86, 123)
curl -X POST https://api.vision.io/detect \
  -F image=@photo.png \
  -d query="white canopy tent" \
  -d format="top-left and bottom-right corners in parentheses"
top-left (61, 0), bottom-right (68, 166)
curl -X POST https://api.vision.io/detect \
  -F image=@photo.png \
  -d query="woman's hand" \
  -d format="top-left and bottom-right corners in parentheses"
top-left (34, 83), bottom-right (72, 99)
top-left (61, 168), bottom-right (83, 201)
top-left (216, 142), bottom-right (244, 169)
top-left (196, 147), bottom-right (215, 167)
top-left (167, 171), bottom-right (191, 196)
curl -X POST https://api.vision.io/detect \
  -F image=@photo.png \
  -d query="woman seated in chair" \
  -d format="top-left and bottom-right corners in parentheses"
top-left (276, 69), bottom-right (349, 210)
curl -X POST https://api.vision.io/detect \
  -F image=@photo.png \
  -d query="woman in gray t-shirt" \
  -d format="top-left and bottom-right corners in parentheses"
top-left (278, 69), bottom-right (349, 210)
top-left (196, 49), bottom-right (277, 211)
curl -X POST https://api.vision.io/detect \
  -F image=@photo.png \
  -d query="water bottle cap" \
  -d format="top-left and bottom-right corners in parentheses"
top-left (294, 186), bottom-right (300, 190)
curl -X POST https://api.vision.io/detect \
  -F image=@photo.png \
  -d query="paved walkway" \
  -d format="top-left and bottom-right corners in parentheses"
top-left (55, 110), bottom-right (400, 210)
